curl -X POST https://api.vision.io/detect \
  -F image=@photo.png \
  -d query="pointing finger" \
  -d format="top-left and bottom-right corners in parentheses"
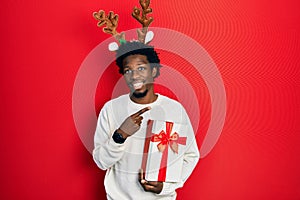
top-left (132, 107), bottom-right (151, 117)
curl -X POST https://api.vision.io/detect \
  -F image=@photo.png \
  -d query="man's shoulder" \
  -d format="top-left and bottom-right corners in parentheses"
top-left (102, 94), bottom-right (129, 108)
top-left (158, 94), bottom-right (184, 108)
top-left (108, 94), bottom-right (129, 103)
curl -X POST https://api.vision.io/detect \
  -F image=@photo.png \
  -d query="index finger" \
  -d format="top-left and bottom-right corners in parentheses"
top-left (132, 107), bottom-right (151, 117)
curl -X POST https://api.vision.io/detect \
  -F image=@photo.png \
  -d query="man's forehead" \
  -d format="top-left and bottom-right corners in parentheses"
top-left (123, 54), bottom-right (149, 65)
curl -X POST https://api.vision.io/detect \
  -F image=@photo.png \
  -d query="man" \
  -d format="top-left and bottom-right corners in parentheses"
top-left (93, 41), bottom-right (200, 200)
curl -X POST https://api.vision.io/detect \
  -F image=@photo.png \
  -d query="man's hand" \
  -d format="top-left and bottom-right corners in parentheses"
top-left (138, 169), bottom-right (163, 194)
top-left (118, 107), bottom-right (151, 138)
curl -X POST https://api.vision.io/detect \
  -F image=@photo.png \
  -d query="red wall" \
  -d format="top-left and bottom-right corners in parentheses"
top-left (1, 0), bottom-right (299, 199)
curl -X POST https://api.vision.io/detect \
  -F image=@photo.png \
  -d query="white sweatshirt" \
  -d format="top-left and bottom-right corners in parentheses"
top-left (93, 94), bottom-right (200, 200)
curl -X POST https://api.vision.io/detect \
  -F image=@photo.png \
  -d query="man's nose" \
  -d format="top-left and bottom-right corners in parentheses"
top-left (131, 70), bottom-right (140, 79)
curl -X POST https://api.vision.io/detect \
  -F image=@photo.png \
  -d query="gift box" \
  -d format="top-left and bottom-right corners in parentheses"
top-left (141, 120), bottom-right (187, 182)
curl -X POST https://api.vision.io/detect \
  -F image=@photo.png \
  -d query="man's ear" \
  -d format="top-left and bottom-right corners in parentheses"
top-left (152, 67), bottom-right (157, 78)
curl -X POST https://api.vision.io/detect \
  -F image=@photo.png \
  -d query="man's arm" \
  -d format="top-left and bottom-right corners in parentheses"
top-left (139, 107), bottom-right (200, 195)
top-left (159, 133), bottom-right (199, 195)
top-left (93, 103), bottom-right (151, 170)
top-left (159, 114), bottom-right (200, 195)
top-left (139, 126), bottom-right (199, 195)
top-left (93, 103), bottom-right (126, 170)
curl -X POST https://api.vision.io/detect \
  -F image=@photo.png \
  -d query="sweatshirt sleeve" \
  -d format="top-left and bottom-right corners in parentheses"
top-left (157, 106), bottom-right (200, 196)
top-left (92, 102), bottom-right (126, 170)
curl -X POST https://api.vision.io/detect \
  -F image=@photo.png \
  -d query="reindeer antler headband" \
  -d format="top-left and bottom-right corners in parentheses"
top-left (93, 0), bottom-right (154, 51)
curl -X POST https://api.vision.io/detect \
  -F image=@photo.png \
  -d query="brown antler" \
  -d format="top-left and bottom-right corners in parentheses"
top-left (132, 0), bottom-right (154, 43)
top-left (93, 10), bottom-right (125, 41)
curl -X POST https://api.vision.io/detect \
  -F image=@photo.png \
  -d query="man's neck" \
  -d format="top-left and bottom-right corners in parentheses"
top-left (130, 89), bottom-right (158, 104)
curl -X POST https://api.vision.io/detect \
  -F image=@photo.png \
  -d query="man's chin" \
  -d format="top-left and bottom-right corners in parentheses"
top-left (132, 89), bottom-right (148, 98)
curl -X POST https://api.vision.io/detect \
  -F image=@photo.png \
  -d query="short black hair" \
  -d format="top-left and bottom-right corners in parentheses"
top-left (116, 41), bottom-right (162, 78)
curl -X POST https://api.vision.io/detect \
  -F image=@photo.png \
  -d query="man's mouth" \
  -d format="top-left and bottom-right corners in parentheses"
top-left (132, 82), bottom-right (144, 90)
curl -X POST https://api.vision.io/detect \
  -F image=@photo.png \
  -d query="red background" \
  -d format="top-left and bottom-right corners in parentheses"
top-left (1, 0), bottom-right (299, 199)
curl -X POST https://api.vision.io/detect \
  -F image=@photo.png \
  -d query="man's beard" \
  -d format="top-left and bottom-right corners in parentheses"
top-left (132, 89), bottom-right (148, 98)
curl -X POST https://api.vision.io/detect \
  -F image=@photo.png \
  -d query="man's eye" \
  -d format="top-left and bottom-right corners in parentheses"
top-left (124, 69), bottom-right (131, 74)
top-left (138, 67), bottom-right (146, 71)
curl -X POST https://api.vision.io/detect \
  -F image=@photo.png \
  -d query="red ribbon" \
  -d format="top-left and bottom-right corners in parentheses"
top-left (150, 121), bottom-right (187, 181)
top-left (150, 122), bottom-right (186, 154)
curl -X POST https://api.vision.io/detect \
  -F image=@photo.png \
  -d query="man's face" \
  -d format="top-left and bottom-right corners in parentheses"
top-left (122, 54), bottom-right (157, 97)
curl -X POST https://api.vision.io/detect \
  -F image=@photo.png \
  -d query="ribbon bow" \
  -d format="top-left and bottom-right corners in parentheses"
top-left (150, 122), bottom-right (186, 154)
